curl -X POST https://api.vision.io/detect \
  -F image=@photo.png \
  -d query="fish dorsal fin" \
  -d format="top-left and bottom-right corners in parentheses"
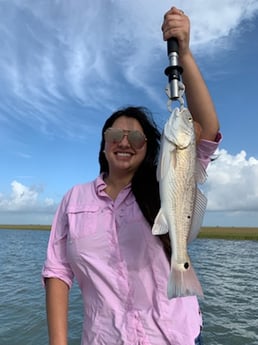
top-left (187, 188), bottom-right (207, 243)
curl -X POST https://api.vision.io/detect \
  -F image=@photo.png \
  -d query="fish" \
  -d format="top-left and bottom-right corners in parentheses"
top-left (152, 107), bottom-right (207, 299)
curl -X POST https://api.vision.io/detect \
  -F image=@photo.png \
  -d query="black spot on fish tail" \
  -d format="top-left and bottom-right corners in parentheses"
top-left (184, 262), bottom-right (189, 269)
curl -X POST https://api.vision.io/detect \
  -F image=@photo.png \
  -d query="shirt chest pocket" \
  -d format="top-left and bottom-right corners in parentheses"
top-left (66, 204), bottom-right (99, 238)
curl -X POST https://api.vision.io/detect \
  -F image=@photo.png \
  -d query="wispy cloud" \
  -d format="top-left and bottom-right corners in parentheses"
top-left (1, 0), bottom-right (258, 137)
top-left (16, 152), bottom-right (32, 159)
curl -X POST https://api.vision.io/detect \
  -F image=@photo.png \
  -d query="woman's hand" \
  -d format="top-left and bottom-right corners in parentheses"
top-left (161, 6), bottom-right (190, 58)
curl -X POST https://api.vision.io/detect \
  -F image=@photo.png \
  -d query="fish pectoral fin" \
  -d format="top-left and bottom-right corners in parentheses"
top-left (187, 188), bottom-right (207, 243)
top-left (152, 209), bottom-right (169, 235)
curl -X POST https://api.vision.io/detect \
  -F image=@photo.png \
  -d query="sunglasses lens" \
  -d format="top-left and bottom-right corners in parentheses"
top-left (104, 128), bottom-right (123, 143)
top-left (128, 131), bottom-right (146, 149)
top-left (104, 128), bottom-right (146, 149)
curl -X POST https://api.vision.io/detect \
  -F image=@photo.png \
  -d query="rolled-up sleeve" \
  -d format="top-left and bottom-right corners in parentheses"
top-left (42, 193), bottom-right (74, 288)
top-left (197, 132), bottom-right (222, 169)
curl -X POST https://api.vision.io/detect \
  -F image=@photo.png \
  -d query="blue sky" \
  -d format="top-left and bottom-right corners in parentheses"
top-left (0, 0), bottom-right (258, 227)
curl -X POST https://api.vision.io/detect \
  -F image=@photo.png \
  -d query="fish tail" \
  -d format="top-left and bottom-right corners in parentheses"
top-left (167, 259), bottom-right (204, 299)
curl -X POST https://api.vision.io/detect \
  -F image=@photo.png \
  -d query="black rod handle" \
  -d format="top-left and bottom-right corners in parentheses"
top-left (167, 37), bottom-right (179, 56)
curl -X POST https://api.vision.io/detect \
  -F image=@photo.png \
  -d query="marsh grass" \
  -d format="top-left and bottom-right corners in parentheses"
top-left (199, 226), bottom-right (258, 241)
top-left (0, 224), bottom-right (51, 230)
top-left (0, 224), bottom-right (257, 240)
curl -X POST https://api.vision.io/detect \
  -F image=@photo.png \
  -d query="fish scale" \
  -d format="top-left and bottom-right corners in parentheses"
top-left (173, 145), bottom-right (196, 264)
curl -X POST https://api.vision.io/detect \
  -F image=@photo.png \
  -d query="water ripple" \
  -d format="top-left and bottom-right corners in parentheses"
top-left (1, 230), bottom-right (258, 345)
top-left (190, 239), bottom-right (258, 345)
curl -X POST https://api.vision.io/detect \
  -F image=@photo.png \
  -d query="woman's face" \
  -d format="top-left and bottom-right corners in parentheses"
top-left (104, 116), bottom-right (147, 178)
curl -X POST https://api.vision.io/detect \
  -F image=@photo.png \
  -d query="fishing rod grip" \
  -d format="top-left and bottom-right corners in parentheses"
top-left (167, 37), bottom-right (179, 56)
top-left (165, 37), bottom-right (182, 100)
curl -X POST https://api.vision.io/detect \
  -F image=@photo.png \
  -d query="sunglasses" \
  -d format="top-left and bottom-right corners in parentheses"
top-left (104, 128), bottom-right (147, 149)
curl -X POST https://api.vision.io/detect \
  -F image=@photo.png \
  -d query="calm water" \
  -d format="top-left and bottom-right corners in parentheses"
top-left (0, 229), bottom-right (257, 345)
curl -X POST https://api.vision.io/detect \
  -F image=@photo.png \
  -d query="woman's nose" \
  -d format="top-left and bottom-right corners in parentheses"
top-left (118, 134), bottom-right (130, 147)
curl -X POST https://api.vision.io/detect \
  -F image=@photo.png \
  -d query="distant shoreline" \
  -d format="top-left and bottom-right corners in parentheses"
top-left (0, 224), bottom-right (257, 240)
top-left (0, 224), bottom-right (51, 230)
top-left (199, 226), bottom-right (258, 240)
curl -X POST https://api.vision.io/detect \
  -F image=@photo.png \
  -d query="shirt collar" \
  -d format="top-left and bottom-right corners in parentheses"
top-left (94, 174), bottom-right (133, 206)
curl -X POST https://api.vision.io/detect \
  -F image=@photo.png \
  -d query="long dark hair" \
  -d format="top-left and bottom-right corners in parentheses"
top-left (98, 106), bottom-right (171, 260)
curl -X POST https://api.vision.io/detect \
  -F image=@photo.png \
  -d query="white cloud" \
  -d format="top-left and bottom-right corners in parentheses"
top-left (205, 149), bottom-right (258, 212)
top-left (0, 180), bottom-right (56, 213)
top-left (0, 149), bottom-right (257, 226)
top-left (184, 0), bottom-right (258, 46)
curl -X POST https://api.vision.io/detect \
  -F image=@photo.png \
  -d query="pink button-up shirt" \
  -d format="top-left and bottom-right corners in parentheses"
top-left (42, 137), bottom-right (220, 345)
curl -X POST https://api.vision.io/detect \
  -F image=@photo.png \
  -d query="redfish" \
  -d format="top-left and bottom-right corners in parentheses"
top-left (152, 107), bottom-right (207, 299)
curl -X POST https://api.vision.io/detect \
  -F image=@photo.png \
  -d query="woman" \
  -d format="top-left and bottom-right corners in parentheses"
top-left (42, 7), bottom-right (220, 345)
